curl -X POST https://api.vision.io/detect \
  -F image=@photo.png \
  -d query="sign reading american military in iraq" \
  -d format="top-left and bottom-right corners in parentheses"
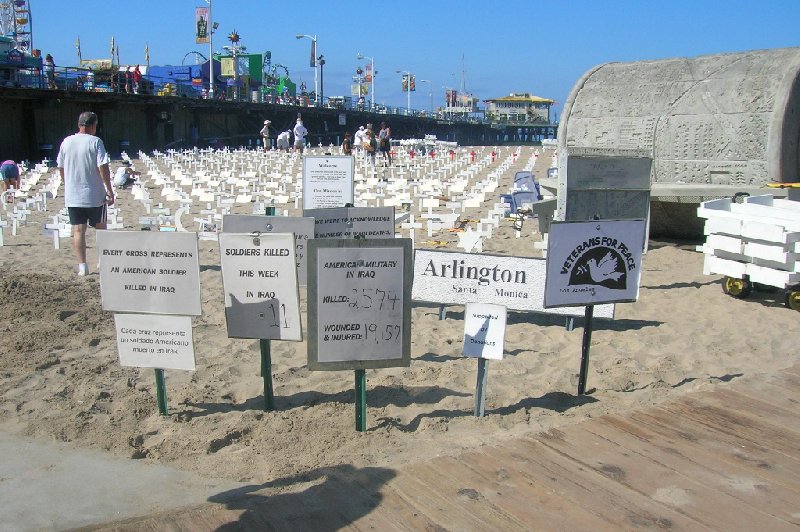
top-left (544, 220), bottom-right (646, 308)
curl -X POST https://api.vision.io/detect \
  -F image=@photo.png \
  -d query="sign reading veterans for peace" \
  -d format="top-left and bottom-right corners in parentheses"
top-left (223, 214), bottom-right (314, 286)
top-left (306, 206), bottom-right (395, 240)
top-left (412, 249), bottom-right (615, 318)
top-left (544, 219), bottom-right (646, 308)
top-left (463, 303), bottom-right (507, 360)
top-left (302, 155), bottom-right (354, 210)
top-left (115, 314), bottom-right (196, 370)
top-left (97, 231), bottom-right (201, 315)
top-left (308, 239), bottom-right (412, 370)
top-left (218, 232), bottom-right (302, 340)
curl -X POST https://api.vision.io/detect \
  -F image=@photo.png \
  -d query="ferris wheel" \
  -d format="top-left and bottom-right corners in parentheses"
top-left (0, 0), bottom-right (33, 53)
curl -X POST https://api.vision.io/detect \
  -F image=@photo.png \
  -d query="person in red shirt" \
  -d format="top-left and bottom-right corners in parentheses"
top-left (133, 65), bottom-right (142, 94)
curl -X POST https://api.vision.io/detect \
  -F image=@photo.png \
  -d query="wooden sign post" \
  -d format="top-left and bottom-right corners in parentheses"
top-left (463, 303), bottom-right (507, 417)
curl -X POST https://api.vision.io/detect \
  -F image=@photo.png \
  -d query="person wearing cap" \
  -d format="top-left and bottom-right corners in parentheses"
top-left (259, 120), bottom-right (272, 151)
top-left (354, 125), bottom-right (366, 161)
top-left (57, 111), bottom-right (114, 276)
top-left (293, 118), bottom-right (308, 153)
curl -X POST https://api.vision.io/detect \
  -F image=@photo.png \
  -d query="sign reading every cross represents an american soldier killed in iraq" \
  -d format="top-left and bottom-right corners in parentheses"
top-left (97, 231), bottom-right (201, 315)
top-left (544, 219), bottom-right (646, 308)
top-left (308, 238), bottom-right (412, 370)
top-left (302, 155), bottom-right (354, 210)
top-left (218, 232), bottom-right (302, 341)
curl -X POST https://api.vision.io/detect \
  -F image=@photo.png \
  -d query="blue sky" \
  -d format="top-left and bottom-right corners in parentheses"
top-left (28, 0), bottom-right (800, 117)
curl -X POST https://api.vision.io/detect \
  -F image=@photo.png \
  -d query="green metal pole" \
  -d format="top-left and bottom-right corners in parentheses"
top-left (355, 369), bottom-right (366, 432)
top-left (265, 205), bottom-right (276, 215)
top-left (154, 368), bottom-right (168, 415)
top-left (474, 358), bottom-right (489, 417)
top-left (260, 339), bottom-right (275, 411)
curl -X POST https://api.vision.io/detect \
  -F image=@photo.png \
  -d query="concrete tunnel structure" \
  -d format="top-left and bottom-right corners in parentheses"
top-left (558, 47), bottom-right (800, 187)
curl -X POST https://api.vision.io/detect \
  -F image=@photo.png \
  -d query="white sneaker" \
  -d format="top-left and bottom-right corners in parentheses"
top-left (77, 263), bottom-right (88, 276)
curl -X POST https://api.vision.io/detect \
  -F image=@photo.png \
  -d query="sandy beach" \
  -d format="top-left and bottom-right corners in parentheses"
top-left (1, 145), bottom-right (798, 492)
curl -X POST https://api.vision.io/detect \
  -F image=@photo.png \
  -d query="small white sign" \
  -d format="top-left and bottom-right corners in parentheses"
top-left (219, 232), bottom-right (302, 340)
top-left (115, 314), bottom-right (195, 370)
top-left (302, 156), bottom-right (354, 210)
top-left (545, 219), bottom-right (646, 307)
top-left (97, 231), bottom-right (201, 315)
top-left (463, 303), bottom-right (506, 360)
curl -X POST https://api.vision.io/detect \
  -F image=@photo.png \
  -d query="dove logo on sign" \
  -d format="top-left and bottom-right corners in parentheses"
top-left (568, 247), bottom-right (627, 289)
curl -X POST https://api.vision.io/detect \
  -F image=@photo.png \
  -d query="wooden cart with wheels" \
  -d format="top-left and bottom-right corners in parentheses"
top-left (698, 194), bottom-right (800, 312)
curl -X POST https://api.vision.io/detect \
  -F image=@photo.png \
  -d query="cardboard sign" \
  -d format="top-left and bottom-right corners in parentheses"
top-left (302, 155), bottom-right (354, 210)
top-left (97, 231), bottom-right (201, 315)
top-left (308, 239), bottom-right (412, 370)
top-left (463, 303), bottom-right (506, 360)
top-left (218, 232), bottom-right (302, 340)
top-left (222, 214), bottom-right (314, 286)
top-left (545, 219), bottom-right (646, 307)
top-left (305, 206), bottom-right (395, 240)
top-left (412, 249), bottom-right (614, 318)
top-left (115, 314), bottom-right (195, 370)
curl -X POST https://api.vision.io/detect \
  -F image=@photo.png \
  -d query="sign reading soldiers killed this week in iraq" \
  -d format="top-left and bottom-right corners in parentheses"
top-left (219, 232), bottom-right (302, 340)
top-left (544, 220), bottom-right (646, 308)
top-left (96, 231), bottom-right (201, 315)
top-left (308, 239), bottom-right (412, 370)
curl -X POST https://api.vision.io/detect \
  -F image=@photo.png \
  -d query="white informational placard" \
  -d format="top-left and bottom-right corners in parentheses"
top-left (114, 314), bottom-right (195, 370)
top-left (412, 250), bottom-right (615, 319)
top-left (218, 232), bottom-right (302, 340)
top-left (97, 231), bottom-right (201, 315)
top-left (222, 214), bottom-right (314, 286)
top-left (302, 155), bottom-right (354, 210)
top-left (463, 303), bottom-right (506, 360)
top-left (308, 239), bottom-right (412, 370)
top-left (544, 219), bottom-right (647, 308)
top-left (306, 206), bottom-right (395, 240)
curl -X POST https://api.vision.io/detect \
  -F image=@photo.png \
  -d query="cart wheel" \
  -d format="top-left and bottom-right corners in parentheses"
top-left (785, 286), bottom-right (800, 311)
top-left (722, 276), bottom-right (752, 298)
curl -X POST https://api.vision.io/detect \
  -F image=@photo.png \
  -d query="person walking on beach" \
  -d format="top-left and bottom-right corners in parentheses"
top-left (259, 120), bottom-right (272, 151)
top-left (341, 132), bottom-right (353, 155)
top-left (57, 112), bottom-right (114, 276)
top-left (293, 118), bottom-right (308, 153)
top-left (44, 54), bottom-right (56, 89)
top-left (276, 130), bottom-right (292, 152)
top-left (378, 122), bottom-right (392, 166)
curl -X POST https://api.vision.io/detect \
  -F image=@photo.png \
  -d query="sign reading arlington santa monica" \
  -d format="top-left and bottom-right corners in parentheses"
top-left (412, 249), bottom-right (614, 318)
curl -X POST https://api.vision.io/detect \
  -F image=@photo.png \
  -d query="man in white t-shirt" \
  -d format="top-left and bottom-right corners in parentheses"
top-left (57, 111), bottom-right (114, 276)
top-left (354, 125), bottom-right (366, 160)
top-left (276, 130), bottom-right (292, 151)
top-left (293, 118), bottom-right (308, 152)
top-left (112, 161), bottom-right (140, 189)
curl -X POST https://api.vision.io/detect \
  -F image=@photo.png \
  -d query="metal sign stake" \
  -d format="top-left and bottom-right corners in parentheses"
top-left (578, 305), bottom-right (594, 395)
top-left (155, 368), bottom-right (168, 415)
top-left (474, 358), bottom-right (489, 417)
top-left (355, 369), bottom-right (367, 432)
top-left (261, 339), bottom-right (275, 411)
top-left (438, 304), bottom-right (447, 320)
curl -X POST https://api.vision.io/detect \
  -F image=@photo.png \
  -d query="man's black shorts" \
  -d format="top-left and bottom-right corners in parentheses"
top-left (68, 205), bottom-right (107, 227)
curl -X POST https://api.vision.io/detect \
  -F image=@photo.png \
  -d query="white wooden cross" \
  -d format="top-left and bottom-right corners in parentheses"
top-left (400, 214), bottom-right (423, 246)
top-left (457, 227), bottom-right (483, 253)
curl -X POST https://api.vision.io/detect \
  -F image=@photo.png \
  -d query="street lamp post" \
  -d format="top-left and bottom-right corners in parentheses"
top-left (356, 53), bottom-right (375, 110)
top-left (396, 70), bottom-right (412, 114)
top-left (317, 55), bottom-right (325, 105)
top-left (419, 79), bottom-right (432, 113)
top-left (204, 0), bottom-right (218, 99)
top-left (295, 34), bottom-right (318, 106)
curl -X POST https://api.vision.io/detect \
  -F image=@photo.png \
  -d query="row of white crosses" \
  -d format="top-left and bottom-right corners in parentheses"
top-left (0, 162), bottom-right (63, 247)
